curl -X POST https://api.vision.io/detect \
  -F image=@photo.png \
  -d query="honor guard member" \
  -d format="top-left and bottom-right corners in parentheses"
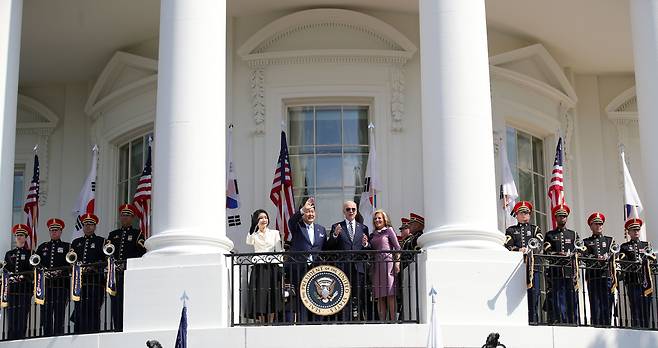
top-left (504, 201), bottom-right (543, 323)
top-left (107, 204), bottom-right (146, 331)
top-left (582, 213), bottom-right (615, 326)
top-left (35, 218), bottom-right (70, 335)
top-left (4, 224), bottom-right (34, 339)
top-left (619, 218), bottom-right (655, 328)
top-left (402, 213), bottom-right (424, 250)
top-left (398, 217), bottom-right (411, 243)
top-left (544, 204), bottom-right (581, 325)
top-left (70, 213), bottom-right (105, 334)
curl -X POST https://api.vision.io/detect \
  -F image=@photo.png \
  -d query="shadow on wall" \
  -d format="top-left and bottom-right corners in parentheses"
top-left (484, 255), bottom-right (525, 315)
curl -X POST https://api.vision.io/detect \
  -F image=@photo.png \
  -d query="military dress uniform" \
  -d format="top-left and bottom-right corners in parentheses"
top-left (582, 213), bottom-right (614, 326)
top-left (504, 201), bottom-right (543, 323)
top-left (70, 213), bottom-right (105, 334)
top-left (619, 218), bottom-right (654, 328)
top-left (4, 224), bottom-right (34, 340)
top-left (36, 218), bottom-right (70, 336)
top-left (543, 204), bottom-right (580, 325)
top-left (107, 204), bottom-right (146, 331)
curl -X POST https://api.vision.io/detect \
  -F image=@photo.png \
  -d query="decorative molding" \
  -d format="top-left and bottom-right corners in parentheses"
top-left (238, 9), bottom-right (417, 67)
top-left (605, 86), bottom-right (639, 189)
top-left (250, 68), bottom-right (266, 135)
top-left (490, 66), bottom-right (575, 108)
top-left (390, 65), bottom-right (405, 132)
top-left (238, 9), bottom-right (417, 134)
top-left (16, 94), bottom-right (60, 206)
top-left (490, 44), bottom-right (577, 105)
top-left (605, 86), bottom-right (638, 123)
top-left (492, 130), bottom-right (504, 154)
top-left (85, 51), bottom-right (158, 119)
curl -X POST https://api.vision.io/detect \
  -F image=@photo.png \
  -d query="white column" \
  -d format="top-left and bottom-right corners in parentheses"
top-left (416, 0), bottom-right (527, 326)
top-left (631, 0), bottom-right (658, 239)
top-left (0, 0), bottom-right (22, 253)
top-left (418, 0), bottom-right (503, 249)
top-left (146, 0), bottom-right (233, 255)
top-left (124, 0), bottom-right (233, 332)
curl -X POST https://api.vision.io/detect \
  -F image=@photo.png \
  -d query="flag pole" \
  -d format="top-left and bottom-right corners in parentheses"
top-left (280, 122), bottom-right (286, 244)
top-left (368, 123), bottom-right (375, 210)
top-left (31, 144), bottom-right (38, 251)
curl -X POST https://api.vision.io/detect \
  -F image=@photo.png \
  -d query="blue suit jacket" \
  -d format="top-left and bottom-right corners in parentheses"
top-left (287, 210), bottom-right (326, 254)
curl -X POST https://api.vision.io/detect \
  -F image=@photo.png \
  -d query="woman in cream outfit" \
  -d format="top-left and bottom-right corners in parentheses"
top-left (246, 209), bottom-right (284, 323)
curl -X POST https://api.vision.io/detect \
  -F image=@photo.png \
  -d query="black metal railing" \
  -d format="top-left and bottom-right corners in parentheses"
top-left (228, 250), bottom-right (421, 326)
top-left (0, 261), bottom-right (124, 341)
top-left (533, 253), bottom-right (658, 330)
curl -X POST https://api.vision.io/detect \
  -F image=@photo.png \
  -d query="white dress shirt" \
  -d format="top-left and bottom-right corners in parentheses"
top-left (246, 228), bottom-right (283, 264)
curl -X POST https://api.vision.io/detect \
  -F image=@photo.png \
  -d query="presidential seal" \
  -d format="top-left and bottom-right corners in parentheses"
top-left (299, 265), bottom-right (351, 316)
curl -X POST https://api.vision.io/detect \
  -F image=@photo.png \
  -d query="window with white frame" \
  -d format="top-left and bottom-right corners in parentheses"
top-left (287, 103), bottom-right (370, 225)
top-left (506, 126), bottom-right (548, 233)
top-left (117, 132), bottom-right (152, 227)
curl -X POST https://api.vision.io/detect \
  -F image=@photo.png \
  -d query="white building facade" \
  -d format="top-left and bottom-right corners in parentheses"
top-left (2, 0), bottom-right (658, 347)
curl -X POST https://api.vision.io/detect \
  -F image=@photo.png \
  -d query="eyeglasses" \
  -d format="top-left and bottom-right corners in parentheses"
top-left (345, 208), bottom-right (356, 212)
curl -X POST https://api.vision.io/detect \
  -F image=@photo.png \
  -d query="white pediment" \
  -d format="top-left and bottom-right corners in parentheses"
top-left (605, 86), bottom-right (637, 122)
top-left (17, 95), bottom-right (59, 134)
top-left (85, 51), bottom-right (158, 118)
top-left (490, 44), bottom-right (577, 106)
top-left (238, 9), bottom-right (417, 66)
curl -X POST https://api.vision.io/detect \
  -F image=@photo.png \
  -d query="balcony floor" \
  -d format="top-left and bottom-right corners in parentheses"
top-left (3, 323), bottom-right (658, 348)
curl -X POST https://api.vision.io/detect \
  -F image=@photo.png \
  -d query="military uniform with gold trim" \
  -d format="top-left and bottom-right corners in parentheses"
top-left (582, 212), bottom-right (614, 326)
top-left (36, 218), bottom-right (70, 335)
top-left (4, 224), bottom-right (34, 340)
top-left (107, 204), bottom-right (146, 331)
top-left (619, 218), bottom-right (654, 328)
top-left (504, 201), bottom-right (542, 323)
top-left (543, 204), bottom-right (580, 324)
top-left (70, 213), bottom-right (105, 334)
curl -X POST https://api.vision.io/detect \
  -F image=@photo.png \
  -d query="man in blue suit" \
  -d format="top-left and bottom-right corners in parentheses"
top-left (287, 197), bottom-right (327, 322)
top-left (326, 200), bottom-right (370, 321)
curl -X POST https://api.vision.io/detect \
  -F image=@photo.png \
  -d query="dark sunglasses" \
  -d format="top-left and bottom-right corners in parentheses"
top-left (345, 208), bottom-right (356, 212)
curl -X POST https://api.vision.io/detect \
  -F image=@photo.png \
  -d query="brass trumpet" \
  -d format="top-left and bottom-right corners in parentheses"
top-left (103, 241), bottom-right (115, 256)
top-left (574, 239), bottom-right (587, 252)
top-left (526, 238), bottom-right (540, 251)
top-left (609, 243), bottom-right (621, 254)
top-left (65, 249), bottom-right (78, 264)
top-left (29, 253), bottom-right (41, 266)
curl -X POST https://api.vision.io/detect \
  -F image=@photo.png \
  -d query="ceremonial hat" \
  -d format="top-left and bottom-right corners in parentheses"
top-left (46, 218), bottom-right (65, 230)
top-left (409, 213), bottom-right (425, 226)
top-left (625, 218), bottom-right (643, 231)
top-left (119, 203), bottom-right (137, 217)
top-left (587, 212), bottom-right (605, 225)
top-left (512, 201), bottom-right (533, 216)
top-left (400, 217), bottom-right (410, 230)
top-left (80, 213), bottom-right (99, 225)
top-left (12, 224), bottom-right (31, 237)
top-left (551, 204), bottom-right (570, 217)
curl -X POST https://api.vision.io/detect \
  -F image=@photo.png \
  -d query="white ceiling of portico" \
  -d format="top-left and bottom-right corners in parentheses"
top-left (19, 0), bottom-right (632, 85)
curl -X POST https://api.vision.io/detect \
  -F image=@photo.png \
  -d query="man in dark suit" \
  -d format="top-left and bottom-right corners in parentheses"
top-left (287, 197), bottom-right (326, 322)
top-left (326, 200), bottom-right (370, 321)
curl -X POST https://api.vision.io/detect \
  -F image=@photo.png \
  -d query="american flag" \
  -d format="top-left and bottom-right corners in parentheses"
top-left (133, 139), bottom-right (152, 238)
top-left (23, 153), bottom-right (39, 250)
top-left (270, 131), bottom-right (295, 241)
top-left (548, 137), bottom-right (565, 229)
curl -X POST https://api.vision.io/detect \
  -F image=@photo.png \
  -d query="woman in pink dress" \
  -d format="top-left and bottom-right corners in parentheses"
top-left (370, 209), bottom-right (401, 320)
